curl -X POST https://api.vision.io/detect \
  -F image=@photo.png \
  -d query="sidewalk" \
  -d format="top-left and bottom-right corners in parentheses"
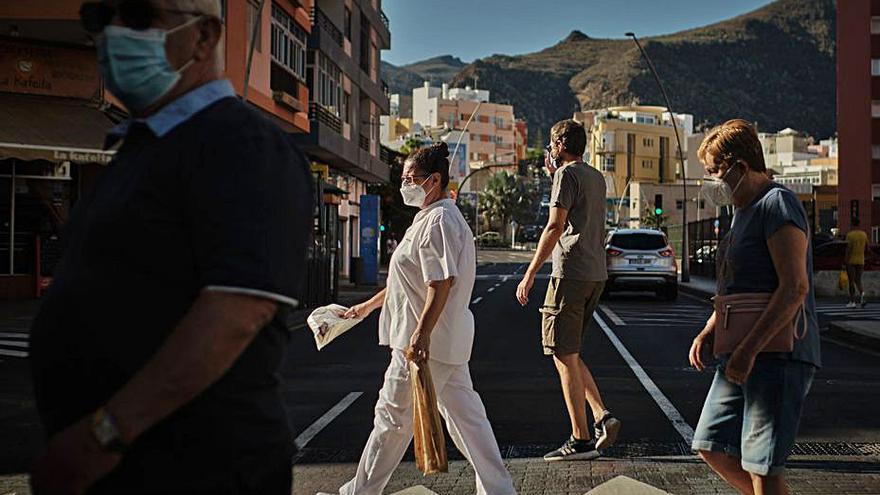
top-left (5, 454), bottom-right (879, 495)
top-left (678, 274), bottom-right (880, 351)
top-left (290, 455), bottom-right (880, 495)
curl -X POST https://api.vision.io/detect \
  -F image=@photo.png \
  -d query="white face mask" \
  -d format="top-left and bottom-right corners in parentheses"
top-left (400, 176), bottom-right (436, 207)
top-left (701, 163), bottom-right (747, 208)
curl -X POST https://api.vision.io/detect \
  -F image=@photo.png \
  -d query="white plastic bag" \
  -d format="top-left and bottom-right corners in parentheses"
top-left (306, 304), bottom-right (362, 350)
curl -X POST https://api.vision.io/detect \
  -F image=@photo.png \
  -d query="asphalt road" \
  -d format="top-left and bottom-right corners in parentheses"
top-left (2, 255), bottom-right (880, 478)
top-left (285, 259), bottom-right (880, 465)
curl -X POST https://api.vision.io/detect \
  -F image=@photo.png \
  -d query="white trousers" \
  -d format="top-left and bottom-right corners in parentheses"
top-left (339, 350), bottom-right (516, 495)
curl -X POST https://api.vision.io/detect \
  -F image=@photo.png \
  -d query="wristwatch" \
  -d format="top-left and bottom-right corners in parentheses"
top-left (91, 407), bottom-right (127, 452)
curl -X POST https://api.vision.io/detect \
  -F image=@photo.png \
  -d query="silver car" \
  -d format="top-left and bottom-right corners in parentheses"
top-left (604, 228), bottom-right (678, 300)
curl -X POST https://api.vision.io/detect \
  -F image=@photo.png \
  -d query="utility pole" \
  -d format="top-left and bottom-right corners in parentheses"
top-left (626, 32), bottom-right (690, 282)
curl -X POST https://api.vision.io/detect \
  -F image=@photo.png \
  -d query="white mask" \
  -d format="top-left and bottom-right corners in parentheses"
top-left (400, 176), bottom-right (435, 207)
top-left (701, 163), bottom-right (746, 208)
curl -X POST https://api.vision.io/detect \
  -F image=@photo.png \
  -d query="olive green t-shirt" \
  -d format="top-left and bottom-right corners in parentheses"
top-left (550, 162), bottom-right (608, 282)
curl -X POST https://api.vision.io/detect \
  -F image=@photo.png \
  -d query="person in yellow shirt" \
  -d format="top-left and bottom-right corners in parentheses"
top-left (845, 217), bottom-right (869, 308)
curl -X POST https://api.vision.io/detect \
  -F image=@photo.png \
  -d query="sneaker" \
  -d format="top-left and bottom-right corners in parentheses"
top-left (847, 301), bottom-right (857, 309)
top-left (543, 436), bottom-right (600, 461)
top-left (594, 412), bottom-right (622, 450)
top-left (860, 293), bottom-right (868, 308)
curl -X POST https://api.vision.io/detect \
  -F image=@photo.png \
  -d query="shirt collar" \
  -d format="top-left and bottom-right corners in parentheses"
top-left (414, 198), bottom-right (454, 221)
top-left (105, 79), bottom-right (236, 149)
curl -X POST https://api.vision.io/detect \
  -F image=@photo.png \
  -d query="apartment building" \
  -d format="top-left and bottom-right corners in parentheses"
top-left (579, 106), bottom-right (702, 227)
top-left (289, 0), bottom-right (393, 284)
top-left (839, 0), bottom-right (880, 243)
top-left (412, 83), bottom-right (517, 191)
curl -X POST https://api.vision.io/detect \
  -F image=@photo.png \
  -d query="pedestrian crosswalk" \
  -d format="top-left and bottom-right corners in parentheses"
top-left (816, 303), bottom-right (880, 321)
top-left (0, 331), bottom-right (29, 359)
top-left (600, 300), bottom-right (712, 327)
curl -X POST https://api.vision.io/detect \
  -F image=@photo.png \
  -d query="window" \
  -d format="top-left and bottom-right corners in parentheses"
top-left (676, 199), bottom-right (684, 210)
top-left (344, 6), bottom-right (352, 40)
top-left (246, 0), bottom-right (262, 52)
top-left (873, 226), bottom-right (880, 245)
top-left (360, 14), bottom-right (371, 73)
top-left (479, 115), bottom-right (489, 123)
top-left (271, 4), bottom-right (307, 81)
top-left (873, 59), bottom-right (880, 76)
top-left (481, 134), bottom-right (490, 142)
top-left (312, 52), bottom-right (342, 112)
top-left (603, 155), bottom-right (615, 172)
top-left (873, 146), bottom-right (880, 159)
top-left (873, 184), bottom-right (880, 201)
top-left (699, 199), bottom-right (706, 209)
top-left (872, 16), bottom-right (880, 34)
top-left (636, 115), bottom-right (656, 125)
top-left (342, 92), bottom-right (351, 124)
top-left (608, 233), bottom-right (667, 250)
top-left (873, 100), bottom-right (880, 118)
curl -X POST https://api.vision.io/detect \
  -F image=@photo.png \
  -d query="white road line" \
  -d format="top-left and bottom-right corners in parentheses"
top-left (680, 292), bottom-right (712, 305)
top-left (487, 287), bottom-right (495, 293)
top-left (0, 340), bottom-right (28, 348)
top-left (502, 276), bottom-right (509, 282)
top-left (593, 313), bottom-right (695, 445)
top-left (0, 332), bottom-right (28, 339)
top-left (494, 283), bottom-right (501, 288)
top-left (471, 297), bottom-right (483, 305)
top-left (599, 305), bottom-right (626, 326)
top-left (293, 392), bottom-right (363, 450)
top-left (0, 349), bottom-right (28, 358)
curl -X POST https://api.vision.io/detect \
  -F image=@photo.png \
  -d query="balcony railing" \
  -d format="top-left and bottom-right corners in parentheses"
top-left (379, 9), bottom-right (390, 31)
top-left (310, 7), bottom-right (343, 48)
top-left (309, 102), bottom-right (342, 134)
top-left (380, 145), bottom-right (396, 165)
top-left (359, 134), bottom-right (370, 152)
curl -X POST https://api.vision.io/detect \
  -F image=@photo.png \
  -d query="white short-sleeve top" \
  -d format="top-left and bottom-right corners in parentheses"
top-left (378, 199), bottom-right (476, 365)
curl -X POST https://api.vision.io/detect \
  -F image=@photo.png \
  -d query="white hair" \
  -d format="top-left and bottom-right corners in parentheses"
top-left (168, 0), bottom-right (222, 17)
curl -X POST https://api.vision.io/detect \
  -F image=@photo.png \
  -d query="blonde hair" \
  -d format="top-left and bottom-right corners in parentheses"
top-left (697, 119), bottom-right (766, 172)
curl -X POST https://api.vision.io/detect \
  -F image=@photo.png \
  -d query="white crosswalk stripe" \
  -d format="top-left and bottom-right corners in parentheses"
top-left (0, 331), bottom-right (29, 359)
top-left (603, 301), bottom-right (712, 327)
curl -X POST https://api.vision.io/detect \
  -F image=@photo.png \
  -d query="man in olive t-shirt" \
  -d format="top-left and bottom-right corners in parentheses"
top-left (516, 119), bottom-right (619, 462)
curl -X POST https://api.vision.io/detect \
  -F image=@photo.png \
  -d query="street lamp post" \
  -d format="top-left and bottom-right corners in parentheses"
top-left (625, 32), bottom-right (690, 282)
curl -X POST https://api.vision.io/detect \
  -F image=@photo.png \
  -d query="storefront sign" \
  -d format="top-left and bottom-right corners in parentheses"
top-left (0, 40), bottom-right (99, 99)
top-left (52, 149), bottom-right (113, 165)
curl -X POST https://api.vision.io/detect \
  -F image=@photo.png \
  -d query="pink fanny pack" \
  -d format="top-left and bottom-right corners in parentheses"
top-left (712, 292), bottom-right (807, 357)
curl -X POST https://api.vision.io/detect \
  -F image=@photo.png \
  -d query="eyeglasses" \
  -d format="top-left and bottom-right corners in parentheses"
top-left (401, 174), bottom-right (428, 186)
top-left (79, 0), bottom-right (203, 33)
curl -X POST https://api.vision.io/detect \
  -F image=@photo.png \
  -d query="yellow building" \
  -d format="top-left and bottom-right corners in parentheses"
top-left (575, 106), bottom-right (687, 225)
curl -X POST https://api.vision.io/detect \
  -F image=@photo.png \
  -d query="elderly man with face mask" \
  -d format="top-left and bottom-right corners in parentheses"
top-left (27, 1), bottom-right (312, 494)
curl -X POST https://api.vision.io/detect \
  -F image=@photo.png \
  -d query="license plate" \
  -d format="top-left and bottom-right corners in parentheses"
top-left (628, 258), bottom-right (652, 265)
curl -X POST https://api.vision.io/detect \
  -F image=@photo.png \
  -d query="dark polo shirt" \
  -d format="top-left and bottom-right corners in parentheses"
top-left (29, 83), bottom-right (312, 491)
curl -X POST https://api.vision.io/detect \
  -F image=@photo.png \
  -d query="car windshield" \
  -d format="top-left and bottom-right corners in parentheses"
top-left (609, 233), bottom-right (667, 250)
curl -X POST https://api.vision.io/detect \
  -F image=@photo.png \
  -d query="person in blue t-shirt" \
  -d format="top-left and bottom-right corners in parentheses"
top-left (688, 119), bottom-right (820, 495)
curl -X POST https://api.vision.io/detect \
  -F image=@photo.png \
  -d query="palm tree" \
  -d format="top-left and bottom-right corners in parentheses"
top-left (478, 171), bottom-right (539, 241)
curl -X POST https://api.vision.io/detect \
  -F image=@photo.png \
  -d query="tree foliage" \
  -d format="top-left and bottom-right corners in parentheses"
top-left (477, 171), bottom-right (540, 240)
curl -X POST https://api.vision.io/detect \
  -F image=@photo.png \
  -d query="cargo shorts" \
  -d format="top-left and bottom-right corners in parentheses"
top-left (539, 277), bottom-right (605, 356)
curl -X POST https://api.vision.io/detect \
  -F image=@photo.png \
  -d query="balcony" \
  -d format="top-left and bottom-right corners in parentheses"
top-left (359, 134), bottom-right (370, 152)
top-left (310, 7), bottom-right (343, 48)
top-left (380, 144), bottom-right (397, 165)
top-left (379, 9), bottom-right (390, 32)
top-left (381, 79), bottom-right (390, 98)
top-left (309, 102), bottom-right (342, 134)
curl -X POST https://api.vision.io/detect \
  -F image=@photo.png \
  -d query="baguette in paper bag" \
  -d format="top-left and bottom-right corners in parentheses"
top-left (407, 357), bottom-right (448, 475)
top-left (306, 304), bottom-right (362, 350)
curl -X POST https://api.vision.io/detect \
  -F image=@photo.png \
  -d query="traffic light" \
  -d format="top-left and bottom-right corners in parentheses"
top-left (379, 225), bottom-right (386, 232)
top-left (654, 194), bottom-right (663, 215)
top-left (655, 207), bottom-right (663, 215)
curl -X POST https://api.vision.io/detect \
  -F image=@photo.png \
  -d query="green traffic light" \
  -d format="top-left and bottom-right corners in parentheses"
top-left (655, 208), bottom-right (663, 215)
top-left (380, 225), bottom-right (386, 232)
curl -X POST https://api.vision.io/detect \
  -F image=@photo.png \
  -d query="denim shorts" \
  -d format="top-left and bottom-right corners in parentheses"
top-left (691, 358), bottom-right (815, 476)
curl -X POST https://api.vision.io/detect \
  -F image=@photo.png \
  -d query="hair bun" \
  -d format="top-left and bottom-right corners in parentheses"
top-left (433, 141), bottom-right (450, 158)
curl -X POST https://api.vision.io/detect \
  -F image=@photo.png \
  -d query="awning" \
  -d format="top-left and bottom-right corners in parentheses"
top-left (321, 181), bottom-right (349, 196)
top-left (0, 93), bottom-right (120, 165)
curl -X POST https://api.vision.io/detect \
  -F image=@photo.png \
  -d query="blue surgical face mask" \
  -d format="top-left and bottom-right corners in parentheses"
top-left (97, 17), bottom-right (201, 112)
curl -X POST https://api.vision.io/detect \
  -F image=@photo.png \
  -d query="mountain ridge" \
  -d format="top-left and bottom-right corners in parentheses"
top-left (382, 0), bottom-right (835, 141)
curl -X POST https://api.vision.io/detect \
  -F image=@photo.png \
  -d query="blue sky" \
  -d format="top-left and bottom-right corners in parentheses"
top-left (382, 0), bottom-right (772, 66)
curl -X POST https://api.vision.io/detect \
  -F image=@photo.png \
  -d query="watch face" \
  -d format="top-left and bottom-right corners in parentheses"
top-left (94, 418), bottom-right (117, 445)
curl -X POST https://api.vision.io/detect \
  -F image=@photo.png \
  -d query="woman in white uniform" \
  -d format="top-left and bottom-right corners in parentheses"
top-left (330, 143), bottom-right (516, 495)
